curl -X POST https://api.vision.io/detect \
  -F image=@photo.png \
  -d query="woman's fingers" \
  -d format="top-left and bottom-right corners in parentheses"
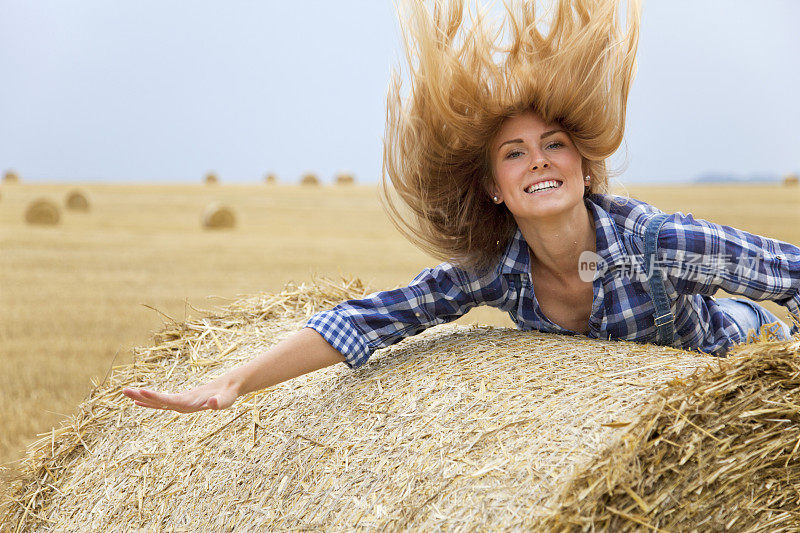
top-left (123, 388), bottom-right (169, 410)
top-left (123, 388), bottom-right (169, 408)
top-left (137, 389), bottom-right (178, 406)
top-left (122, 387), bottom-right (151, 404)
top-left (133, 399), bottom-right (167, 410)
top-left (122, 387), bottom-right (210, 413)
top-left (121, 380), bottom-right (238, 413)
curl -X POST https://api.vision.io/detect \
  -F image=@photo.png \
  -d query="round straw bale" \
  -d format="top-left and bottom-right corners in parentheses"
top-left (65, 190), bottom-right (90, 211)
top-left (15, 278), bottom-right (789, 531)
top-left (546, 338), bottom-right (800, 531)
top-left (25, 198), bottom-right (60, 225)
top-left (3, 170), bottom-right (20, 183)
top-left (204, 172), bottom-right (219, 185)
top-left (264, 173), bottom-right (277, 184)
top-left (335, 172), bottom-right (355, 185)
top-left (300, 172), bottom-right (319, 186)
top-left (784, 173), bottom-right (799, 186)
top-left (201, 203), bottom-right (236, 229)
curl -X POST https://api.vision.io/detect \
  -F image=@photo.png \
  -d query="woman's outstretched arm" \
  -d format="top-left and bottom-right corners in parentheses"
top-left (121, 327), bottom-right (345, 413)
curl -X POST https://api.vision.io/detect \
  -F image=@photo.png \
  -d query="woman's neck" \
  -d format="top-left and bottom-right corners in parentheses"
top-left (516, 204), bottom-right (596, 284)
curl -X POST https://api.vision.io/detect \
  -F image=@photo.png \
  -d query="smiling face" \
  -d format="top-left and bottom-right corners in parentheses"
top-left (488, 110), bottom-right (587, 223)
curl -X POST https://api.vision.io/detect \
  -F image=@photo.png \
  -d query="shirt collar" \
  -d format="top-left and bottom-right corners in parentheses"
top-left (495, 195), bottom-right (630, 277)
top-left (497, 228), bottom-right (531, 276)
top-left (585, 195), bottom-right (631, 268)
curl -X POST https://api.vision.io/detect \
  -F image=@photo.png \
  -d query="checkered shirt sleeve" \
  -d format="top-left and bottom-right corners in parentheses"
top-left (305, 263), bottom-right (506, 368)
top-left (305, 310), bottom-right (371, 366)
top-left (656, 212), bottom-right (800, 333)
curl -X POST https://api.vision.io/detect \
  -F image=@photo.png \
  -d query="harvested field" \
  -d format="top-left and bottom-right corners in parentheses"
top-left (0, 183), bottom-right (441, 475)
top-left (0, 182), bottom-right (798, 487)
top-left (1, 280), bottom-right (798, 530)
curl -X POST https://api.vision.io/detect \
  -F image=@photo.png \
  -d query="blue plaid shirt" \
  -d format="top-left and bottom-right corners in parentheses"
top-left (307, 194), bottom-right (800, 368)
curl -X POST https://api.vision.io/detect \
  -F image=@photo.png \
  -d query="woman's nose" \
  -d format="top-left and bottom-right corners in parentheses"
top-left (530, 159), bottom-right (550, 171)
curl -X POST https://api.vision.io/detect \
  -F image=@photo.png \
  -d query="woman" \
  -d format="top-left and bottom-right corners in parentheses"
top-left (123, 0), bottom-right (798, 413)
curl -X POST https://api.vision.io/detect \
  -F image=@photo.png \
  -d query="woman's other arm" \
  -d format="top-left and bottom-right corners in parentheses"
top-left (305, 262), bottom-right (509, 368)
top-left (123, 262), bottom-right (505, 413)
top-left (655, 212), bottom-right (800, 332)
top-left (122, 328), bottom-right (344, 413)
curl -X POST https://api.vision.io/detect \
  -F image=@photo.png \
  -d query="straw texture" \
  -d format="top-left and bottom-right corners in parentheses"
top-left (546, 337), bottom-right (800, 532)
top-left (2, 278), bottom-right (797, 531)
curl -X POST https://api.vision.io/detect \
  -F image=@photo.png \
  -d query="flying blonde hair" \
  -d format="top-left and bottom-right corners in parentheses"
top-left (382, 0), bottom-right (640, 271)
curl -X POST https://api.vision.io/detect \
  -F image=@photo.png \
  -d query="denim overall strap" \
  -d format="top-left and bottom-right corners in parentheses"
top-left (643, 214), bottom-right (676, 346)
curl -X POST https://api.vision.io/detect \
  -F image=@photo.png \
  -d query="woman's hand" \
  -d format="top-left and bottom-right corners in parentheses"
top-left (122, 378), bottom-right (238, 413)
top-left (120, 327), bottom-right (346, 414)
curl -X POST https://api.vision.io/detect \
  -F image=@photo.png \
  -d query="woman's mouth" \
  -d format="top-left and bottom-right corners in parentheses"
top-left (525, 180), bottom-right (563, 194)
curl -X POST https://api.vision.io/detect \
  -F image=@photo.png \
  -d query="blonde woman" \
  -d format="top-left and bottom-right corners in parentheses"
top-left (124, 0), bottom-right (797, 413)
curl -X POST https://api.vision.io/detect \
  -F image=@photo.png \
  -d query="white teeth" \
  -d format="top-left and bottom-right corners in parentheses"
top-left (526, 180), bottom-right (562, 193)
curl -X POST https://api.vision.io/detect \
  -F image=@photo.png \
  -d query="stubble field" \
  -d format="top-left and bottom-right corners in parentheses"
top-left (1, 181), bottom-right (798, 479)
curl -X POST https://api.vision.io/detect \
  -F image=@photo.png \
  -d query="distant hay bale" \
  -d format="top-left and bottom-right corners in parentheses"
top-left (264, 173), bottom-right (277, 184)
top-left (24, 198), bottom-right (60, 225)
top-left (3, 170), bottom-right (20, 183)
top-left (335, 172), bottom-right (355, 185)
top-left (2, 278), bottom-right (799, 531)
top-left (784, 173), bottom-right (799, 186)
top-left (201, 203), bottom-right (236, 229)
top-left (65, 190), bottom-right (90, 211)
top-left (204, 172), bottom-right (219, 185)
top-left (300, 172), bottom-right (319, 186)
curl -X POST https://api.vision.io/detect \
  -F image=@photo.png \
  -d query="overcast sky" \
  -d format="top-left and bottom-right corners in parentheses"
top-left (1, 1), bottom-right (798, 184)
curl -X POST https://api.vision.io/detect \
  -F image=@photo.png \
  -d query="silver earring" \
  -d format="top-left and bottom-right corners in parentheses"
top-left (492, 195), bottom-right (499, 203)
top-left (584, 176), bottom-right (591, 182)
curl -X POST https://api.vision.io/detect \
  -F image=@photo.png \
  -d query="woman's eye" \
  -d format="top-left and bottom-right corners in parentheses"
top-left (506, 150), bottom-right (523, 159)
top-left (546, 141), bottom-right (564, 150)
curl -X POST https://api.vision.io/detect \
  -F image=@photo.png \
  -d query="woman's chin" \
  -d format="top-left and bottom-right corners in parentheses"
top-left (509, 194), bottom-right (584, 221)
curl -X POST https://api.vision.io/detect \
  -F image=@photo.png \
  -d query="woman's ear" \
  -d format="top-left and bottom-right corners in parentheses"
top-left (483, 176), bottom-right (503, 204)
